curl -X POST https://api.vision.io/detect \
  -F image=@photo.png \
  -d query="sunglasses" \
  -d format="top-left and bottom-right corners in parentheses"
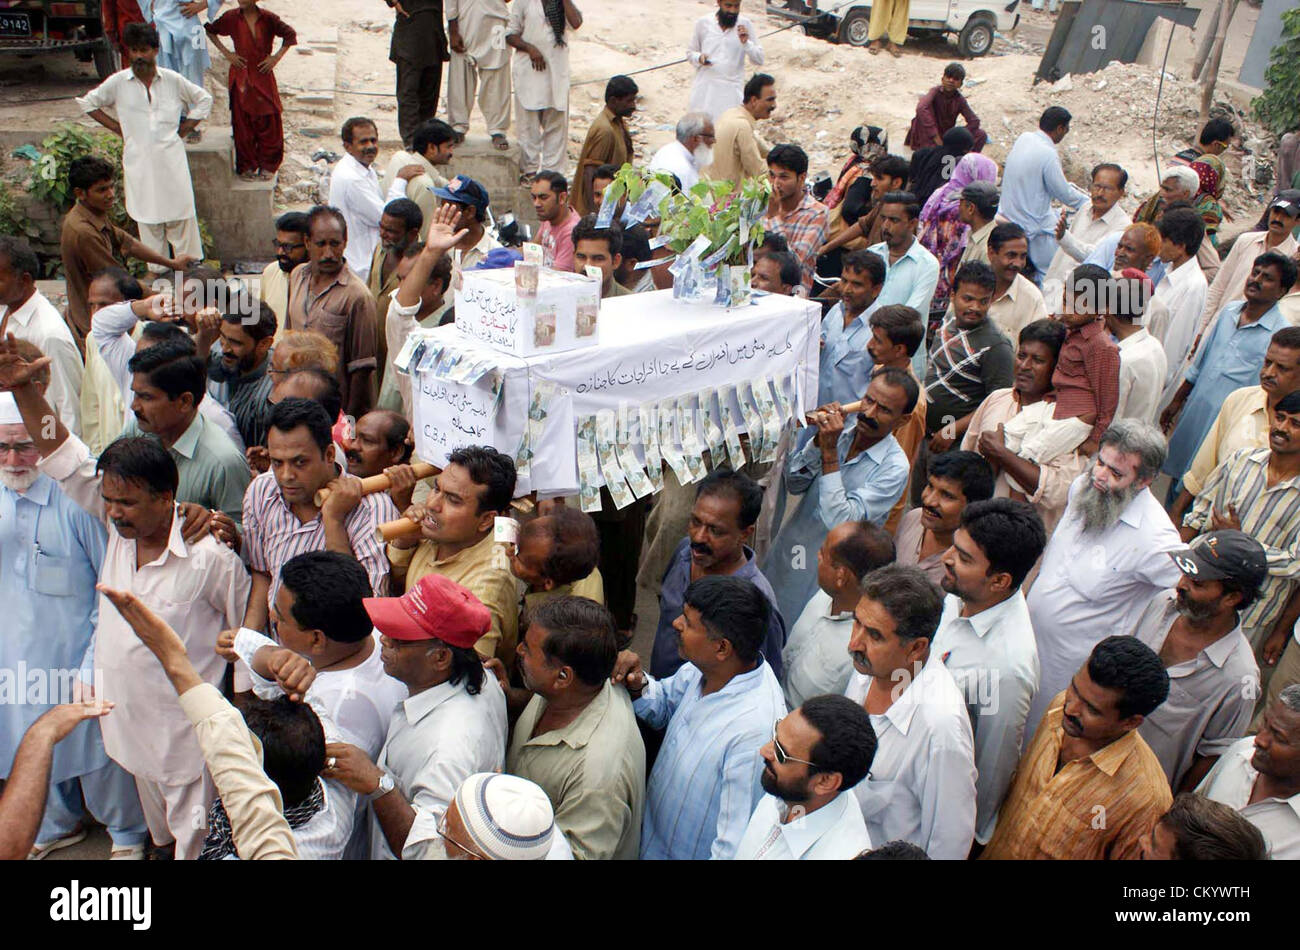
top-left (437, 812), bottom-right (481, 860)
top-left (771, 719), bottom-right (819, 769)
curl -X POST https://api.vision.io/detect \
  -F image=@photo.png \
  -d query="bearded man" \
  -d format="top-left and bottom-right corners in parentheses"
top-left (1023, 419), bottom-right (1183, 746)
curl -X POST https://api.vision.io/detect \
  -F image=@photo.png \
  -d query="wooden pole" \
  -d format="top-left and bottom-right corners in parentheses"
top-left (315, 461), bottom-right (439, 508)
top-left (374, 517), bottom-right (424, 544)
top-left (1198, 0), bottom-right (1239, 126)
top-left (804, 399), bottom-right (864, 424)
top-left (1191, 0), bottom-right (1222, 80)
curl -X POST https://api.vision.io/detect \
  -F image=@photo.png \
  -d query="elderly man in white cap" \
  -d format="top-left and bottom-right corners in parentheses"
top-left (440, 772), bottom-right (573, 860)
top-left (0, 390), bottom-right (150, 859)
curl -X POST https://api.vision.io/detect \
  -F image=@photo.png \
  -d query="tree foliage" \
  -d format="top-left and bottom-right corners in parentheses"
top-left (1252, 7), bottom-right (1300, 137)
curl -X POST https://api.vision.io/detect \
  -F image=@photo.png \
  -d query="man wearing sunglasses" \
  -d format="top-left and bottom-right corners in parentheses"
top-left (734, 694), bottom-right (877, 860)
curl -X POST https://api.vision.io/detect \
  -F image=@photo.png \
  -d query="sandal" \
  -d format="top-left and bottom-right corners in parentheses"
top-left (29, 828), bottom-right (87, 860)
top-left (491, 133), bottom-right (509, 151)
top-left (110, 842), bottom-right (147, 861)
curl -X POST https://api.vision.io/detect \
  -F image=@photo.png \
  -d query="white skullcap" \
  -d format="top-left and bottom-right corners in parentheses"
top-left (0, 392), bottom-right (23, 427)
top-left (454, 772), bottom-right (555, 861)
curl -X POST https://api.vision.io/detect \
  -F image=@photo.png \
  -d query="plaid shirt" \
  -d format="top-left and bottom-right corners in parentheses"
top-left (1051, 317), bottom-right (1120, 444)
top-left (763, 192), bottom-right (829, 291)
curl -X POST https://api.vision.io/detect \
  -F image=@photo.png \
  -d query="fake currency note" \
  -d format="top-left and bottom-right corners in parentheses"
top-left (516, 380), bottom-right (560, 479)
top-left (623, 180), bottom-right (670, 226)
top-left (737, 381), bottom-right (765, 461)
top-left (754, 376), bottom-right (783, 465)
top-left (392, 334), bottom-right (421, 375)
top-left (614, 405), bottom-right (654, 500)
top-left (719, 385), bottom-right (746, 470)
top-left (639, 405), bottom-right (665, 493)
top-left (595, 410), bottom-right (636, 509)
top-left (415, 342), bottom-right (444, 375)
top-left (676, 396), bottom-right (707, 483)
top-left (575, 414), bottom-right (602, 513)
top-left (787, 369), bottom-right (808, 425)
top-left (771, 371), bottom-right (794, 427)
top-left (699, 388), bottom-right (726, 464)
top-left (656, 398), bottom-right (691, 485)
top-left (595, 187), bottom-right (619, 229)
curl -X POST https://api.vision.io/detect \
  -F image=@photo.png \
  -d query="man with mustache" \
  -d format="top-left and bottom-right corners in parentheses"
top-left (205, 301), bottom-right (277, 451)
top-left (0, 392), bottom-right (148, 860)
top-left (895, 449), bottom-right (994, 585)
top-left (1131, 530), bottom-right (1266, 792)
top-left (982, 222), bottom-right (1047, 344)
top-left (687, 0), bottom-right (765, 123)
top-left (1171, 326), bottom-right (1300, 525)
top-left (1183, 390), bottom-right (1300, 682)
top-left (734, 694), bottom-right (877, 860)
top-left (1043, 163), bottom-right (1131, 312)
top-left (502, 596), bottom-right (645, 860)
top-left (0, 343), bottom-right (250, 860)
top-left (707, 73), bottom-right (776, 188)
top-left (285, 206), bottom-right (380, 420)
top-left (844, 564), bottom-right (976, 859)
top-left (764, 369), bottom-right (915, 626)
top-left (1196, 684), bottom-right (1300, 859)
top-left (981, 636), bottom-right (1172, 859)
top-left (651, 469), bottom-right (788, 681)
top-left (1024, 420), bottom-right (1183, 741)
top-left (238, 398), bottom-right (395, 637)
top-left (328, 117), bottom-right (415, 283)
top-left (649, 113), bottom-right (716, 195)
top-left (1086, 221), bottom-right (1167, 287)
top-left (1162, 253), bottom-right (1297, 486)
top-left (258, 212), bottom-right (310, 339)
top-left (77, 23), bottom-right (211, 273)
top-left (932, 499), bottom-right (1045, 849)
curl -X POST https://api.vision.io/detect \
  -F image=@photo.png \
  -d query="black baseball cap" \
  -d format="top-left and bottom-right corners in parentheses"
top-left (1169, 530), bottom-right (1267, 589)
top-left (1270, 189), bottom-right (1300, 216)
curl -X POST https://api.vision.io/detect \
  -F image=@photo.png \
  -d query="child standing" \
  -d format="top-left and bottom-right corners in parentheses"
top-left (205, 0), bottom-right (297, 180)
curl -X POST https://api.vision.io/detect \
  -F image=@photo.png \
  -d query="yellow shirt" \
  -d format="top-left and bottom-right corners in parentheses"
top-left (1182, 385), bottom-right (1269, 497)
top-left (706, 105), bottom-right (768, 188)
top-left (388, 531), bottom-right (519, 663)
top-left (981, 694), bottom-right (1172, 860)
top-left (523, 568), bottom-right (607, 615)
top-left (80, 338), bottom-right (126, 456)
top-left (259, 262), bottom-right (291, 341)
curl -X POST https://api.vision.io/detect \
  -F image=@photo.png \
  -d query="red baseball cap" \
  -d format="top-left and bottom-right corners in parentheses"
top-left (363, 574), bottom-right (491, 649)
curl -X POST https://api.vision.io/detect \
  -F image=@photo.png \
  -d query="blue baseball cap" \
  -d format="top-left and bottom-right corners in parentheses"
top-left (433, 175), bottom-right (490, 215)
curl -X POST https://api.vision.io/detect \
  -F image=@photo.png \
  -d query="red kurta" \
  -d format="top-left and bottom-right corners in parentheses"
top-left (205, 7), bottom-right (297, 173)
top-left (102, 0), bottom-right (147, 58)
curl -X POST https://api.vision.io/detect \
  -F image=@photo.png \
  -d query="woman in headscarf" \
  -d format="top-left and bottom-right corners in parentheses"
top-left (1189, 155), bottom-right (1227, 244)
top-left (816, 125), bottom-right (889, 279)
top-left (907, 125), bottom-right (974, 208)
top-left (917, 151), bottom-right (999, 312)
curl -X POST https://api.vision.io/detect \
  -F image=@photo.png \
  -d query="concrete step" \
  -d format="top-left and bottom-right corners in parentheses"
top-left (185, 127), bottom-right (275, 265)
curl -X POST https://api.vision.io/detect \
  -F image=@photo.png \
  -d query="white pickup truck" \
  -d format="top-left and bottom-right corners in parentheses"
top-left (767, 0), bottom-right (1021, 57)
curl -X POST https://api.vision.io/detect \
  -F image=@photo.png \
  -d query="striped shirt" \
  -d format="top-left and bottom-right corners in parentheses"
top-left (923, 316), bottom-right (1015, 434)
top-left (242, 470), bottom-right (398, 614)
top-left (635, 661), bottom-right (787, 860)
top-left (1052, 317), bottom-right (1121, 444)
top-left (763, 192), bottom-right (830, 292)
top-left (1184, 447), bottom-right (1300, 649)
top-left (981, 695), bottom-right (1173, 860)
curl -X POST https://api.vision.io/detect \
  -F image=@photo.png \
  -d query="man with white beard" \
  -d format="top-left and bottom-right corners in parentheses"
top-left (648, 113), bottom-right (716, 194)
top-left (0, 391), bottom-right (149, 859)
top-left (1023, 419), bottom-right (1183, 746)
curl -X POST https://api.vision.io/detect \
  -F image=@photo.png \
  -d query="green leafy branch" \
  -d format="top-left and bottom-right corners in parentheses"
top-left (1251, 8), bottom-right (1300, 140)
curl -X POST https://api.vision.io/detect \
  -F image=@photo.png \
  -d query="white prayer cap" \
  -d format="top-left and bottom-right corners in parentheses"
top-left (454, 772), bottom-right (555, 861)
top-left (0, 392), bottom-right (23, 427)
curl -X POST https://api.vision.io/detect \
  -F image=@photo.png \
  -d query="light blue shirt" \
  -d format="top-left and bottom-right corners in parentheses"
top-left (997, 129), bottom-right (1089, 271)
top-left (866, 239), bottom-right (940, 378)
top-left (0, 475), bottom-right (109, 783)
top-left (1164, 300), bottom-right (1288, 478)
top-left (819, 301), bottom-right (875, 408)
top-left (1083, 231), bottom-right (1169, 287)
top-left (763, 427), bottom-right (909, 623)
top-left (635, 661), bottom-right (787, 860)
top-left (142, 0), bottom-right (222, 86)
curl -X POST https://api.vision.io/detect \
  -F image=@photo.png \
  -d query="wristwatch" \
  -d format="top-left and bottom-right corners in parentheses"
top-left (368, 771), bottom-right (396, 802)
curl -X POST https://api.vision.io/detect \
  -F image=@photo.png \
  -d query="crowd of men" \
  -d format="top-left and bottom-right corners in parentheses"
top-left (1, 0), bottom-right (1300, 863)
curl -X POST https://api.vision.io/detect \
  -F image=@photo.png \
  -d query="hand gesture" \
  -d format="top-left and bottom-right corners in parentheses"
top-left (321, 473), bottom-right (363, 521)
top-left (611, 649), bottom-right (646, 694)
top-left (737, 24), bottom-right (750, 44)
top-left (225, 50), bottom-right (248, 70)
top-left (811, 403), bottom-right (846, 454)
top-left (265, 647), bottom-right (317, 702)
top-left (33, 700), bottom-right (116, 744)
top-left (208, 510), bottom-right (240, 552)
top-left (482, 657), bottom-right (510, 694)
top-left (216, 627), bottom-right (239, 662)
top-left (177, 503), bottom-right (213, 545)
top-left (0, 333), bottom-right (52, 391)
top-left (976, 423), bottom-right (1005, 458)
top-left (425, 203), bottom-right (469, 253)
top-left (323, 741), bottom-right (383, 794)
top-left (1209, 504), bottom-right (1241, 532)
top-left (195, 306), bottom-right (223, 335)
top-left (246, 444), bottom-right (271, 473)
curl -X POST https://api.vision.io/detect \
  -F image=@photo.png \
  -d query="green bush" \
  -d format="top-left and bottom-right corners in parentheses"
top-left (26, 124), bottom-right (131, 227)
top-left (0, 180), bottom-right (39, 240)
top-left (1252, 8), bottom-right (1300, 138)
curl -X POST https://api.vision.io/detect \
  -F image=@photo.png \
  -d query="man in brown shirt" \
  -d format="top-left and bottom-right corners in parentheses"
top-left (287, 207), bottom-right (379, 419)
top-left (60, 156), bottom-right (195, 349)
top-left (571, 75), bottom-right (637, 215)
top-left (981, 636), bottom-right (1173, 860)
